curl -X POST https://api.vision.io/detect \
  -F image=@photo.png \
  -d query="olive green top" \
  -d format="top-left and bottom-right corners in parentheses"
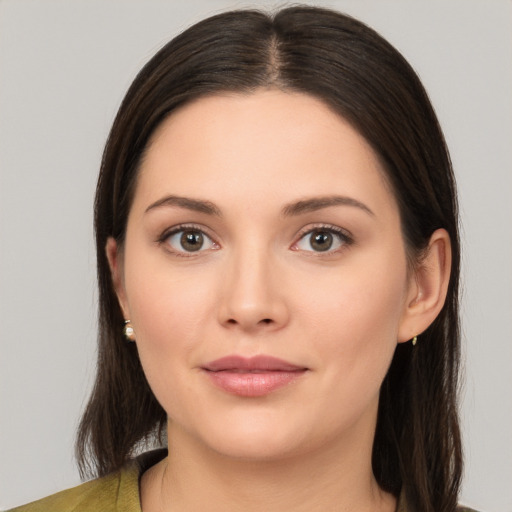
top-left (6, 450), bottom-right (162, 512)
top-left (6, 450), bottom-right (479, 512)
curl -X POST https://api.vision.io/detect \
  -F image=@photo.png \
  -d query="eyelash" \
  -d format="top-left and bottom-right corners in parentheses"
top-left (157, 223), bottom-right (354, 257)
top-left (292, 224), bottom-right (354, 254)
top-left (157, 223), bottom-right (218, 258)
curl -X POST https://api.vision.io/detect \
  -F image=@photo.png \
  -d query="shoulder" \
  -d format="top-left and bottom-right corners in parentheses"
top-left (457, 507), bottom-right (481, 512)
top-left (5, 450), bottom-right (166, 512)
top-left (5, 466), bottom-right (137, 512)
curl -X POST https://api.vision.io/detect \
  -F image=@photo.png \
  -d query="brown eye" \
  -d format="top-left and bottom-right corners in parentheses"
top-left (164, 228), bottom-right (216, 254)
top-left (294, 227), bottom-right (350, 253)
top-left (180, 230), bottom-right (204, 251)
top-left (310, 231), bottom-right (333, 252)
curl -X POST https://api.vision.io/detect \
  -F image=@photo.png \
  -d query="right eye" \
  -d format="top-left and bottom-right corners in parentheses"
top-left (163, 227), bottom-right (218, 255)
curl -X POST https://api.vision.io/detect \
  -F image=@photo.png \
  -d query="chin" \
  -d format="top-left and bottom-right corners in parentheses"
top-left (185, 412), bottom-right (310, 462)
top-left (203, 421), bottom-right (354, 465)
top-left (209, 432), bottom-right (303, 462)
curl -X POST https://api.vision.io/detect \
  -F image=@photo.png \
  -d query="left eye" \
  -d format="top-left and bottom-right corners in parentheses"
top-left (294, 228), bottom-right (349, 253)
top-left (165, 229), bottom-right (216, 253)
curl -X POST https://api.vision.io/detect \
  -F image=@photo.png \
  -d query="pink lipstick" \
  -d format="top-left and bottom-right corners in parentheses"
top-left (202, 355), bottom-right (307, 397)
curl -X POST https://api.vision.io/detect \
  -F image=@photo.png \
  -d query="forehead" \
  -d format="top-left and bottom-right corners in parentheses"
top-left (135, 89), bottom-right (397, 218)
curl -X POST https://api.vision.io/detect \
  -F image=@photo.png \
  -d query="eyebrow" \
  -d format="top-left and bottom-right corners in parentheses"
top-left (145, 195), bottom-right (222, 216)
top-left (281, 195), bottom-right (374, 217)
top-left (145, 194), bottom-right (374, 218)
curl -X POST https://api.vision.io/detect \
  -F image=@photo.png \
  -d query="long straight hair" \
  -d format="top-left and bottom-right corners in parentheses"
top-left (77, 6), bottom-right (462, 511)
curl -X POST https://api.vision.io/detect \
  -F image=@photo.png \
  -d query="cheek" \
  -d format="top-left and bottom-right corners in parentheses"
top-left (121, 247), bottom-right (219, 381)
top-left (123, 267), bottom-right (218, 423)
top-left (304, 250), bottom-right (406, 318)
top-left (296, 248), bottom-right (408, 372)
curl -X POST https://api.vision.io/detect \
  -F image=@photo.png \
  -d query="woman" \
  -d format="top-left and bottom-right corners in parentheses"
top-left (8, 5), bottom-right (478, 512)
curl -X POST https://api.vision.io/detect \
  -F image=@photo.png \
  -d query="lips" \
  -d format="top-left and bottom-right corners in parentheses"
top-left (201, 355), bottom-right (307, 397)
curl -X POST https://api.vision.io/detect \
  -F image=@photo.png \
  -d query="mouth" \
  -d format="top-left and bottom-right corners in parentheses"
top-left (201, 355), bottom-right (308, 397)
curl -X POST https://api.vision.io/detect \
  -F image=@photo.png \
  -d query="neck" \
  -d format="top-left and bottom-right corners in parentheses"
top-left (141, 423), bottom-right (396, 512)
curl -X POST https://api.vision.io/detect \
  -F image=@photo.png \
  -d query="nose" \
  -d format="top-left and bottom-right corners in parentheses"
top-left (217, 247), bottom-right (290, 333)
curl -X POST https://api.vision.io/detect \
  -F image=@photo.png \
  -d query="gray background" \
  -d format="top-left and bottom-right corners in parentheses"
top-left (1, 1), bottom-right (511, 510)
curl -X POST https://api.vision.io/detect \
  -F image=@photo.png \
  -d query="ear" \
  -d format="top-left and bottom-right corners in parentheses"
top-left (105, 237), bottom-right (130, 320)
top-left (398, 228), bottom-right (452, 343)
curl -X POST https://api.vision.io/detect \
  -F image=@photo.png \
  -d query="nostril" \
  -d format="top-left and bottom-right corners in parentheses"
top-left (224, 317), bottom-right (275, 328)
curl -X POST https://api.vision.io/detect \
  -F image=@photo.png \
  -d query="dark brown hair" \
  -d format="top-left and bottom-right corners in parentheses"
top-left (77, 6), bottom-right (462, 511)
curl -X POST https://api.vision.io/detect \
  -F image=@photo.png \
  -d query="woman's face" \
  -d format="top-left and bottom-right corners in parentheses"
top-left (110, 90), bottom-right (418, 461)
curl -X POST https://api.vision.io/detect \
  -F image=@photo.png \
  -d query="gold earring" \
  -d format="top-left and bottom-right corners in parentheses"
top-left (123, 320), bottom-right (136, 342)
top-left (412, 335), bottom-right (418, 346)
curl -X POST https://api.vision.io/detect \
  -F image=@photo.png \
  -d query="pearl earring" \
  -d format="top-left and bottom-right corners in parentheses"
top-left (123, 320), bottom-right (136, 342)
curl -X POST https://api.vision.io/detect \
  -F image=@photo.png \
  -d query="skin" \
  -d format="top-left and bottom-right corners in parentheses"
top-left (107, 89), bottom-right (451, 512)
